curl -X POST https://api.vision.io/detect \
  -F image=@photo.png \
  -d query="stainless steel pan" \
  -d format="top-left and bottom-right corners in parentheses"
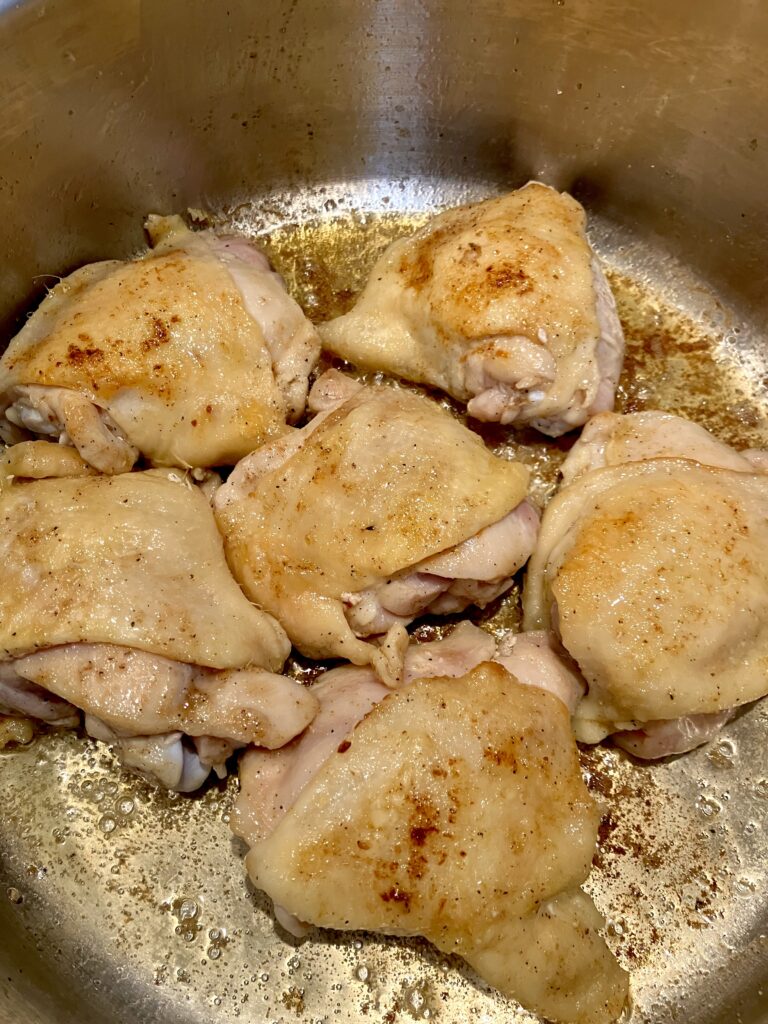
top-left (0, 2), bottom-right (766, 1022)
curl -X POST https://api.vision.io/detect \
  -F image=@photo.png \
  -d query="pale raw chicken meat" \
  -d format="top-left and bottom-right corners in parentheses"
top-left (0, 661), bottom-right (79, 728)
top-left (0, 443), bottom-right (315, 790)
top-left (0, 215), bottom-right (320, 473)
top-left (4, 646), bottom-right (315, 792)
top-left (215, 371), bottom-right (537, 685)
top-left (495, 628), bottom-right (734, 758)
top-left (523, 410), bottom-right (768, 755)
top-left (611, 710), bottom-right (737, 760)
top-left (0, 437), bottom-right (98, 481)
top-left (495, 630), bottom-right (586, 714)
top-left (232, 645), bottom-right (628, 1024)
top-left (320, 183), bottom-right (624, 436)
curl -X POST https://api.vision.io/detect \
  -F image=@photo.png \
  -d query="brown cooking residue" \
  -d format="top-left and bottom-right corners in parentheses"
top-left (610, 270), bottom-right (768, 450)
top-left (580, 744), bottom-right (739, 972)
top-left (280, 986), bottom-right (305, 1014)
top-left (261, 211), bottom-right (431, 323)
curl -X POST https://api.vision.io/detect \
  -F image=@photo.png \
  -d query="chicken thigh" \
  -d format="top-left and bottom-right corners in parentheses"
top-left (232, 643), bottom-right (628, 1024)
top-left (0, 215), bottom-right (320, 473)
top-left (0, 443), bottom-right (315, 790)
top-left (214, 371), bottom-right (536, 684)
top-left (320, 183), bottom-right (624, 436)
top-left (560, 409), bottom-right (763, 484)
top-left (232, 622), bottom-right (579, 867)
top-left (523, 411), bottom-right (768, 755)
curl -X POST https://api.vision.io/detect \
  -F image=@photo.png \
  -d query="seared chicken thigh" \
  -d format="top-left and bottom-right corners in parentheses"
top-left (0, 215), bottom-right (319, 473)
top-left (320, 183), bottom-right (624, 436)
top-left (215, 371), bottom-right (536, 684)
top-left (233, 642), bottom-right (628, 1024)
top-left (524, 411), bottom-right (768, 755)
top-left (232, 623), bottom-right (577, 868)
top-left (0, 443), bottom-right (314, 790)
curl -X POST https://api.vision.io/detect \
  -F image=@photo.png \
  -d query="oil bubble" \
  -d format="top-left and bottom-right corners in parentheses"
top-left (735, 877), bottom-right (756, 896)
top-left (178, 898), bottom-right (199, 921)
top-left (409, 989), bottom-right (425, 1012)
top-left (708, 739), bottom-right (737, 768)
top-left (696, 794), bottom-right (721, 817)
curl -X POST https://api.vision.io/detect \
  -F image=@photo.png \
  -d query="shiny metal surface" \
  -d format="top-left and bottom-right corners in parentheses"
top-left (0, 2), bottom-right (766, 1023)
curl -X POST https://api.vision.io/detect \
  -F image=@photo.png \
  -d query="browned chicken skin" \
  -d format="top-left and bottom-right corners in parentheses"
top-left (320, 183), bottom-right (624, 435)
top-left (0, 216), bottom-right (320, 472)
top-left (215, 371), bottom-right (536, 684)
top-left (524, 410), bottom-right (768, 755)
top-left (233, 640), bottom-right (628, 1024)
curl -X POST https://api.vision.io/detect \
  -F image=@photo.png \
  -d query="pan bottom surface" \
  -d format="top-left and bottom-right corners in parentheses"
top-left (1, 177), bottom-right (766, 1024)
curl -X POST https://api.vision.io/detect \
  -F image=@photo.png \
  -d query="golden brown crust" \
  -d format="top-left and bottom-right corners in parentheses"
top-left (320, 183), bottom-right (602, 424)
top-left (0, 469), bottom-right (289, 670)
top-left (0, 248), bottom-right (289, 467)
top-left (247, 663), bottom-right (627, 1023)
top-left (215, 385), bottom-right (529, 667)
top-left (525, 458), bottom-right (768, 726)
